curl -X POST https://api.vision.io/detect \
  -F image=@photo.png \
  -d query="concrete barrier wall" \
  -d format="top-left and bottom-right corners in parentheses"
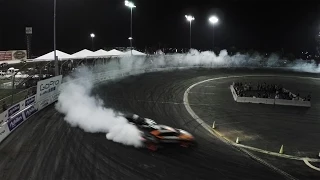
top-left (230, 85), bottom-right (238, 101)
top-left (236, 97), bottom-right (274, 104)
top-left (0, 100), bottom-right (38, 144)
top-left (0, 124), bottom-right (10, 142)
top-left (230, 85), bottom-right (310, 107)
top-left (275, 99), bottom-right (311, 107)
top-left (265, 99), bottom-right (276, 105)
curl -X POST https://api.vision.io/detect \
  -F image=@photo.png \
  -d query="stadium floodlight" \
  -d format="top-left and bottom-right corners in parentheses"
top-left (90, 33), bottom-right (95, 51)
top-left (209, 16), bottom-right (219, 24)
top-left (185, 15), bottom-right (195, 49)
top-left (125, 0), bottom-right (136, 55)
top-left (209, 16), bottom-right (219, 50)
top-left (185, 15), bottom-right (195, 22)
top-left (125, 0), bottom-right (136, 8)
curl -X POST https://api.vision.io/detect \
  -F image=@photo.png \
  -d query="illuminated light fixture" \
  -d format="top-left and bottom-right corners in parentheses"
top-left (125, 0), bottom-right (136, 8)
top-left (185, 15), bottom-right (195, 22)
top-left (209, 16), bottom-right (219, 24)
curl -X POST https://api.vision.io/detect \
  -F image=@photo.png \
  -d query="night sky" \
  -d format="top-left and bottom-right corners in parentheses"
top-left (1, 0), bottom-right (320, 56)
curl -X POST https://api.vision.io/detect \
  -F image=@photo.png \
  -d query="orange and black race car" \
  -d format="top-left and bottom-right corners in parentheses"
top-left (139, 124), bottom-right (196, 151)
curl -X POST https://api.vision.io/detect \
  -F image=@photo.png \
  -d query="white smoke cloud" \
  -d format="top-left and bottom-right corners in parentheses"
top-left (90, 49), bottom-right (320, 76)
top-left (55, 67), bottom-right (142, 147)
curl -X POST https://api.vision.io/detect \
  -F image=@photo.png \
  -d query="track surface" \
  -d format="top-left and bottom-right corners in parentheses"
top-left (188, 76), bottom-right (320, 156)
top-left (0, 68), bottom-right (320, 180)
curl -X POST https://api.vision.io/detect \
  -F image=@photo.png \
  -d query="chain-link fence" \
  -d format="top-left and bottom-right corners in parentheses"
top-left (0, 86), bottom-right (37, 113)
top-left (0, 57), bottom-right (108, 113)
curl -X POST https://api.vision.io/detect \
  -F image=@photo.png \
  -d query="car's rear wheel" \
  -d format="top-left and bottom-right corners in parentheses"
top-left (180, 141), bottom-right (191, 148)
top-left (146, 143), bottom-right (158, 151)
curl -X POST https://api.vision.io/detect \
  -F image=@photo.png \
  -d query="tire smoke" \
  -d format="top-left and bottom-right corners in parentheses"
top-left (94, 49), bottom-right (320, 74)
top-left (55, 67), bottom-right (142, 147)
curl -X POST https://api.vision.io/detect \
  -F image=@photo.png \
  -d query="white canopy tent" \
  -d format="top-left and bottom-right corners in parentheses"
top-left (35, 50), bottom-right (75, 61)
top-left (105, 49), bottom-right (125, 56)
top-left (90, 49), bottom-right (110, 57)
top-left (72, 49), bottom-right (95, 58)
top-left (124, 49), bottom-right (147, 56)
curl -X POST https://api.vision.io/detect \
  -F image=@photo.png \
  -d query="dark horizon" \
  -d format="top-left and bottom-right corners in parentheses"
top-left (1, 0), bottom-right (320, 56)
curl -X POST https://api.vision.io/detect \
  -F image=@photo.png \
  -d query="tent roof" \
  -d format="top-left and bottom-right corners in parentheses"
top-left (72, 49), bottom-right (95, 58)
top-left (124, 49), bottom-right (147, 55)
top-left (91, 49), bottom-right (110, 56)
top-left (35, 50), bottom-right (75, 61)
top-left (105, 49), bottom-right (125, 56)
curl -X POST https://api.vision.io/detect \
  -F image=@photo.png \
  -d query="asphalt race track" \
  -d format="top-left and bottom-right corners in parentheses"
top-left (188, 75), bottom-right (320, 156)
top-left (0, 68), bottom-right (320, 180)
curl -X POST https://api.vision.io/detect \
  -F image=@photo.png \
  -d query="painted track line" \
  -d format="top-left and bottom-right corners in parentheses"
top-left (303, 159), bottom-right (320, 172)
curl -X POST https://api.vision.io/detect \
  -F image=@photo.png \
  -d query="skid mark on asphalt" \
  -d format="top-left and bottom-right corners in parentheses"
top-left (188, 92), bottom-right (215, 95)
top-left (216, 121), bottom-right (250, 125)
top-left (104, 96), bottom-right (219, 106)
top-left (198, 85), bottom-right (216, 88)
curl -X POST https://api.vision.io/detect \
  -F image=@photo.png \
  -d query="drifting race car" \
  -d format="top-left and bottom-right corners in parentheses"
top-left (124, 114), bottom-right (196, 151)
top-left (139, 124), bottom-right (196, 151)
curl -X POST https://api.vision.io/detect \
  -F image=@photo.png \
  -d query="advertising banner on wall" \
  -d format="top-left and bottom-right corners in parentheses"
top-left (36, 75), bottom-right (62, 110)
top-left (23, 105), bottom-right (38, 119)
top-left (7, 112), bottom-right (24, 132)
top-left (25, 95), bottom-right (36, 107)
top-left (0, 98), bottom-right (28, 125)
top-left (0, 50), bottom-right (27, 61)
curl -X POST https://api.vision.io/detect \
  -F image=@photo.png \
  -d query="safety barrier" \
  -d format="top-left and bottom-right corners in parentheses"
top-left (230, 85), bottom-right (238, 101)
top-left (230, 85), bottom-right (311, 107)
top-left (0, 95), bottom-right (37, 144)
top-left (275, 99), bottom-right (311, 107)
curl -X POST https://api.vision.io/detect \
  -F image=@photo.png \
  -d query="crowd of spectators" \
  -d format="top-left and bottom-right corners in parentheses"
top-left (233, 82), bottom-right (311, 101)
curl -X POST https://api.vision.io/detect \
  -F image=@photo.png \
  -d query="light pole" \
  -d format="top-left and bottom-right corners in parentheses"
top-left (125, 0), bottom-right (136, 55)
top-left (90, 33), bottom-right (95, 51)
top-left (209, 16), bottom-right (219, 50)
top-left (185, 15), bottom-right (195, 50)
top-left (128, 37), bottom-right (133, 53)
top-left (54, 0), bottom-right (58, 76)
